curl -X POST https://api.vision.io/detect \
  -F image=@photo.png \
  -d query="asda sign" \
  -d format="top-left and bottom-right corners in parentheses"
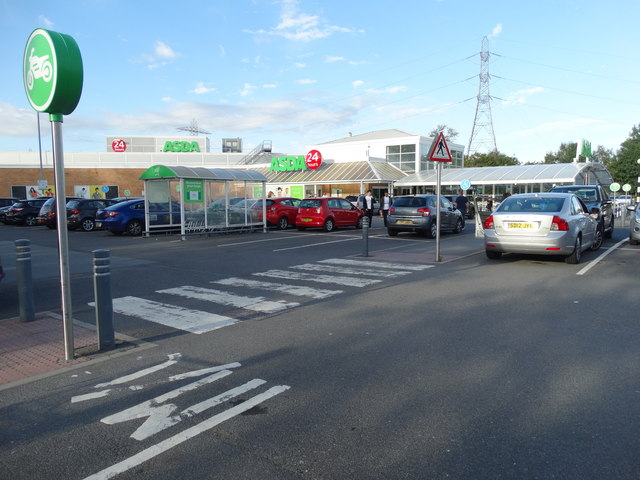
top-left (163, 141), bottom-right (201, 153)
top-left (270, 151), bottom-right (323, 172)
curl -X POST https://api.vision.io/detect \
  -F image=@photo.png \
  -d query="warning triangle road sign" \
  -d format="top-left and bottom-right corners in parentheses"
top-left (429, 132), bottom-right (452, 162)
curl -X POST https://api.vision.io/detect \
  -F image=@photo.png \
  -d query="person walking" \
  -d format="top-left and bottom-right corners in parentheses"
top-left (379, 191), bottom-right (392, 227)
top-left (363, 190), bottom-right (375, 227)
top-left (454, 190), bottom-right (468, 230)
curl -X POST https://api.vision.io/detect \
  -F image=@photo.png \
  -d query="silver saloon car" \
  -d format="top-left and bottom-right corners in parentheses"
top-left (483, 193), bottom-right (602, 264)
top-left (627, 205), bottom-right (640, 245)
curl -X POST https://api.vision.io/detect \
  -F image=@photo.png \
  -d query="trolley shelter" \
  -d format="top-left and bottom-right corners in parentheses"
top-left (139, 165), bottom-right (268, 237)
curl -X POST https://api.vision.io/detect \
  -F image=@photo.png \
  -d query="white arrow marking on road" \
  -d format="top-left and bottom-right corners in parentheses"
top-left (158, 285), bottom-right (299, 313)
top-left (318, 258), bottom-right (433, 271)
top-left (212, 277), bottom-right (343, 299)
top-left (110, 297), bottom-right (238, 334)
top-left (253, 269), bottom-right (382, 287)
top-left (94, 353), bottom-right (182, 388)
top-left (290, 263), bottom-right (411, 277)
top-left (83, 385), bottom-right (290, 480)
top-left (168, 362), bottom-right (241, 381)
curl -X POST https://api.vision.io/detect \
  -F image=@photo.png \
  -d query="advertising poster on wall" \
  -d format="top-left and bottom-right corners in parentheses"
top-left (74, 185), bottom-right (119, 199)
top-left (265, 184), bottom-right (304, 198)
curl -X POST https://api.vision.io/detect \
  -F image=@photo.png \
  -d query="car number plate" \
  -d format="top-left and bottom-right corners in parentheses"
top-left (508, 222), bottom-right (532, 229)
top-left (396, 220), bottom-right (413, 225)
top-left (95, 221), bottom-right (102, 228)
top-left (301, 218), bottom-right (312, 222)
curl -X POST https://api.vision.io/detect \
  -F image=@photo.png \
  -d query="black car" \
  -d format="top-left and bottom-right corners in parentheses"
top-left (0, 197), bottom-right (19, 208)
top-left (0, 255), bottom-right (4, 285)
top-left (4, 198), bottom-right (49, 226)
top-left (548, 185), bottom-right (614, 238)
top-left (443, 194), bottom-right (475, 219)
top-left (66, 198), bottom-right (119, 231)
top-left (37, 197), bottom-right (82, 228)
top-left (387, 194), bottom-right (463, 238)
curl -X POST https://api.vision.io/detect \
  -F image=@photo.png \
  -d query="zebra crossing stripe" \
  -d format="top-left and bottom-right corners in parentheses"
top-left (158, 285), bottom-right (299, 313)
top-left (318, 258), bottom-right (433, 271)
top-left (212, 277), bottom-right (342, 299)
top-left (253, 269), bottom-right (381, 287)
top-left (289, 263), bottom-right (411, 278)
top-left (111, 296), bottom-right (238, 334)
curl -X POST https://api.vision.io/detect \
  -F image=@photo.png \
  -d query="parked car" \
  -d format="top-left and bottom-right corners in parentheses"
top-left (296, 197), bottom-right (364, 232)
top-left (347, 194), bottom-right (380, 215)
top-left (0, 197), bottom-right (19, 208)
top-left (0, 205), bottom-right (14, 224)
top-left (37, 197), bottom-right (82, 228)
top-left (483, 192), bottom-right (601, 264)
top-left (387, 194), bottom-right (463, 238)
top-left (0, 255), bottom-right (4, 285)
top-left (66, 198), bottom-right (120, 231)
top-left (627, 205), bottom-right (640, 245)
top-left (96, 199), bottom-right (181, 235)
top-left (443, 194), bottom-right (476, 219)
top-left (4, 198), bottom-right (48, 226)
top-left (250, 197), bottom-right (301, 229)
top-left (548, 185), bottom-right (614, 238)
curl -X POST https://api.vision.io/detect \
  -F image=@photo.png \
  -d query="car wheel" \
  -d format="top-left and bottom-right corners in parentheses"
top-left (24, 215), bottom-right (37, 226)
top-left (605, 217), bottom-right (614, 238)
top-left (277, 216), bottom-right (289, 230)
top-left (453, 218), bottom-right (463, 234)
top-left (630, 236), bottom-right (639, 245)
top-left (590, 226), bottom-right (603, 251)
top-left (425, 221), bottom-right (437, 239)
top-left (46, 224), bottom-right (56, 230)
top-left (486, 249), bottom-right (502, 260)
top-left (126, 219), bottom-right (143, 236)
top-left (324, 218), bottom-right (335, 232)
top-left (81, 218), bottom-right (95, 232)
top-left (387, 228), bottom-right (398, 237)
top-left (565, 235), bottom-right (582, 264)
top-left (297, 226), bottom-right (306, 231)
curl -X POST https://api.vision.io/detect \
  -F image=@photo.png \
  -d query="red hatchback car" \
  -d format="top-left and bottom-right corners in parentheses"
top-left (295, 197), bottom-right (364, 232)
top-left (266, 197), bottom-right (301, 229)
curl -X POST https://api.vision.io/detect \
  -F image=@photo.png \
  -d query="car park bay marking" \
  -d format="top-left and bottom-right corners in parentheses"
top-left (576, 237), bottom-right (629, 276)
top-left (109, 297), bottom-right (239, 334)
top-left (212, 277), bottom-right (343, 299)
top-left (253, 269), bottom-right (382, 287)
top-left (273, 237), bottom-right (358, 252)
top-left (290, 263), bottom-right (412, 278)
top-left (157, 285), bottom-right (300, 314)
top-left (318, 258), bottom-right (433, 271)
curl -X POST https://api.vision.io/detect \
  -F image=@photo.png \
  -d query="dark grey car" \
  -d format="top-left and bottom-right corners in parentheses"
top-left (387, 194), bottom-right (463, 238)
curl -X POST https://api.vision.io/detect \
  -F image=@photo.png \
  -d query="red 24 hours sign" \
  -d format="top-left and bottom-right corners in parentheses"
top-left (305, 150), bottom-right (322, 169)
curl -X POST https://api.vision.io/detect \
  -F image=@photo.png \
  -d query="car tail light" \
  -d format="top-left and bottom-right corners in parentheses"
top-left (105, 211), bottom-right (119, 218)
top-left (417, 207), bottom-right (431, 216)
top-left (551, 216), bottom-right (569, 231)
top-left (13, 207), bottom-right (24, 212)
top-left (47, 212), bottom-right (56, 218)
top-left (483, 215), bottom-right (494, 229)
top-left (71, 209), bottom-right (80, 215)
top-left (389, 207), bottom-right (395, 213)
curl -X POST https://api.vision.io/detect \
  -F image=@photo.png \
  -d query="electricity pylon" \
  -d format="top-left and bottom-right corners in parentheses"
top-left (467, 36), bottom-right (497, 158)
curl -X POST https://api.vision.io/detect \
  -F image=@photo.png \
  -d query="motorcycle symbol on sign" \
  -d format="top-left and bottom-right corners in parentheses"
top-left (26, 48), bottom-right (53, 90)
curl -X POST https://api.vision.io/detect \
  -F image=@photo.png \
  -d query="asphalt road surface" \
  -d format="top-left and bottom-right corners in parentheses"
top-left (1, 220), bottom-right (639, 479)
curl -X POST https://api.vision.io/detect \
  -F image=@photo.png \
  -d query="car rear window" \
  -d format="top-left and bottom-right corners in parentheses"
top-left (67, 200), bottom-right (81, 209)
top-left (300, 199), bottom-right (322, 208)
top-left (498, 197), bottom-right (565, 213)
top-left (393, 197), bottom-right (427, 208)
top-left (551, 187), bottom-right (599, 201)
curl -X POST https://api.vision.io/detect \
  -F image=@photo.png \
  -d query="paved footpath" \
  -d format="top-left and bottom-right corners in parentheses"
top-left (0, 312), bottom-right (136, 389)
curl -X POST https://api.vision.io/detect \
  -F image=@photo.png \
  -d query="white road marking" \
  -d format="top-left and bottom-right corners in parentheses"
top-left (93, 354), bottom-right (182, 389)
top-left (71, 390), bottom-right (111, 403)
top-left (83, 385), bottom-right (290, 480)
top-left (158, 285), bottom-right (299, 313)
top-left (218, 235), bottom-right (300, 247)
top-left (212, 277), bottom-right (342, 299)
top-left (169, 362), bottom-right (241, 381)
top-left (318, 258), bottom-right (433, 271)
top-left (577, 238), bottom-right (628, 276)
top-left (290, 262), bottom-right (411, 277)
top-left (110, 297), bottom-right (238, 334)
top-left (253, 269), bottom-right (382, 287)
top-left (273, 237), bottom-right (358, 251)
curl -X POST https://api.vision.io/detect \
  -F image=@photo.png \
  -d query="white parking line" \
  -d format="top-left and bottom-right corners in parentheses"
top-left (212, 277), bottom-right (342, 299)
top-left (253, 269), bottom-right (381, 287)
top-left (577, 238), bottom-right (628, 276)
top-left (318, 258), bottom-right (432, 271)
top-left (290, 263), bottom-right (411, 278)
top-left (273, 237), bottom-right (358, 251)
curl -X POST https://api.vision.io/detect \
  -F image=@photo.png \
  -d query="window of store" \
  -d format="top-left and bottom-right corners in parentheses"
top-left (386, 144), bottom-right (416, 173)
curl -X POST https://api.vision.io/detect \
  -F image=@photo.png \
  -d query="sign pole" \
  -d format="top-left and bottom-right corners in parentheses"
top-left (51, 114), bottom-right (74, 361)
top-left (435, 162), bottom-right (442, 263)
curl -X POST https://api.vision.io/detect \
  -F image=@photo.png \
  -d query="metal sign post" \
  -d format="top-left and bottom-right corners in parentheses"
top-left (24, 28), bottom-right (83, 361)
top-left (435, 162), bottom-right (442, 262)
top-left (428, 132), bottom-right (453, 263)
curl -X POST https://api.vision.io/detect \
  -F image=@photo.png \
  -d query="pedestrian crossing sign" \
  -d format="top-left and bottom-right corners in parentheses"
top-left (429, 132), bottom-right (453, 162)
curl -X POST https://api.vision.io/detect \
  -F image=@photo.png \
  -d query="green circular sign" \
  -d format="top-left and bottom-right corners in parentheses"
top-left (622, 183), bottom-right (631, 192)
top-left (610, 182), bottom-right (620, 192)
top-left (23, 28), bottom-right (83, 115)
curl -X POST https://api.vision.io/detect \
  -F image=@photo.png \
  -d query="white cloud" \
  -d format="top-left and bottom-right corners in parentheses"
top-left (512, 118), bottom-right (600, 137)
top-left (352, 80), bottom-right (365, 88)
top-left (190, 82), bottom-right (217, 95)
top-left (246, 0), bottom-right (362, 43)
top-left (294, 62), bottom-right (306, 68)
top-left (38, 15), bottom-right (54, 28)
top-left (501, 86), bottom-right (545, 105)
top-left (297, 78), bottom-right (317, 85)
top-left (161, 97), bottom-right (176, 103)
top-left (365, 86), bottom-right (408, 95)
top-left (263, 84), bottom-right (277, 88)
top-left (240, 82), bottom-right (257, 96)
top-left (488, 24), bottom-right (503, 38)
top-left (0, 102), bottom-right (41, 137)
top-left (154, 41), bottom-right (178, 60)
top-left (325, 56), bottom-right (345, 63)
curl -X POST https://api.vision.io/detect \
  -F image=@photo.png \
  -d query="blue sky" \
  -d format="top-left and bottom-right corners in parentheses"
top-left (1, 0), bottom-right (639, 163)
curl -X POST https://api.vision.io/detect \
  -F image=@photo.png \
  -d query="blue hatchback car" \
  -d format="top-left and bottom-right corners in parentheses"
top-left (95, 199), bottom-right (181, 235)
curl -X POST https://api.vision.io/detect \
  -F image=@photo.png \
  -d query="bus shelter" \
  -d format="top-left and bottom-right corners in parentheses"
top-left (139, 165), bottom-right (268, 238)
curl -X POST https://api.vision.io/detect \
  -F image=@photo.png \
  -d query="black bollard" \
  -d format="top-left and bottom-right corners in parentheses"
top-left (15, 239), bottom-right (35, 322)
top-left (92, 249), bottom-right (115, 350)
top-left (362, 216), bottom-right (369, 257)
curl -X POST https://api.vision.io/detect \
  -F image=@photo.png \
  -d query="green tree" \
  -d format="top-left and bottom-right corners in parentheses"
top-left (465, 150), bottom-right (519, 167)
top-left (544, 142), bottom-right (577, 163)
top-left (606, 125), bottom-right (640, 191)
top-left (429, 125), bottom-right (459, 141)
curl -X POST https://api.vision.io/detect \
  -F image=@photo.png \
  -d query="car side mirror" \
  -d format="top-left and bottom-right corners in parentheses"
top-left (628, 205), bottom-right (637, 212)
